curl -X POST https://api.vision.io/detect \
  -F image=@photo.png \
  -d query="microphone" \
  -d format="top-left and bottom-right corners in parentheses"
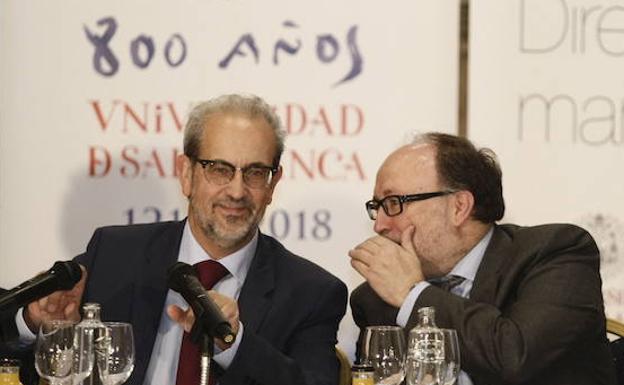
top-left (0, 260), bottom-right (83, 316)
top-left (167, 262), bottom-right (235, 345)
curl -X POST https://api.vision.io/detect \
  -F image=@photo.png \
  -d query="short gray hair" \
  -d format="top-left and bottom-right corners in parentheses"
top-left (183, 94), bottom-right (286, 166)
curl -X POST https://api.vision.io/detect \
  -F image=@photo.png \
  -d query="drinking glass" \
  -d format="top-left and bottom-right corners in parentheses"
top-left (34, 320), bottom-right (74, 385)
top-left (0, 358), bottom-right (23, 385)
top-left (361, 326), bottom-right (406, 385)
top-left (95, 322), bottom-right (135, 385)
top-left (405, 328), bottom-right (461, 385)
top-left (439, 329), bottom-right (460, 385)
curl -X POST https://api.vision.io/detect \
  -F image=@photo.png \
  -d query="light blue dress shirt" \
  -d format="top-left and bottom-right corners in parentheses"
top-left (396, 227), bottom-right (494, 385)
top-left (16, 223), bottom-right (258, 385)
top-left (143, 223), bottom-right (257, 385)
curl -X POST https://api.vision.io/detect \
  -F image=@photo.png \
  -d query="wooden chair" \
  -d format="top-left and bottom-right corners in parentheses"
top-left (608, 318), bottom-right (624, 385)
top-left (336, 347), bottom-right (351, 385)
top-left (608, 318), bottom-right (624, 338)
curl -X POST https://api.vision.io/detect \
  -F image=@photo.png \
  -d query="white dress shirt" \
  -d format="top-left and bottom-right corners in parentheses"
top-left (396, 227), bottom-right (494, 385)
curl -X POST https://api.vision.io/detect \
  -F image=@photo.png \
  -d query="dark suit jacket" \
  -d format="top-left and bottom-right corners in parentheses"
top-left (75, 220), bottom-right (347, 385)
top-left (351, 223), bottom-right (617, 385)
top-left (0, 289), bottom-right (17, 344)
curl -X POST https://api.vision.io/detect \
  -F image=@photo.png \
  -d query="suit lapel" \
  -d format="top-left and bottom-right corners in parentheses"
top-left (470, 225), bottom-right (513, 305)
top-left (130, 221), bottom-right (185, 383)
top-left (237, 233), bottom-right (275, 333)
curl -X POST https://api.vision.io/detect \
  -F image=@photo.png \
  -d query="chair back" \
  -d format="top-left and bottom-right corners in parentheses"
top-left (608, 318), bottom-right (624, 385)
top-left (336, 347), bottom-right (351, 385)
top-left (609, 318), bottom-right (624, 338)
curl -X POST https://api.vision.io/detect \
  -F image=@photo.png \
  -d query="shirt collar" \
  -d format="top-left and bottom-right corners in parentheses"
top-left (447, 226), bottom-right (494, 282)
top-left (178, 221), bottom-right (257, 287)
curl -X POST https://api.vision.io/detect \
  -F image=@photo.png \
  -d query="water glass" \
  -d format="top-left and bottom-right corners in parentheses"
top-left (0, 358), bottom-right (23, 385)
top-left (34, 320), bottom-right (74, 385)
top-left (406, 328), bottom-right (461, 385)
top-left (361, 326), bottom-right (406, 385)
top-left (95, 322), bottom-right (135, 385)
top-left (439, 329), bottom-right (460, 385)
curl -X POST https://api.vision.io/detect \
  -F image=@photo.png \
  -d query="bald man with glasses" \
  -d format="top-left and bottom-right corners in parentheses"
top-left (349, 133), bottom-right (616, 385)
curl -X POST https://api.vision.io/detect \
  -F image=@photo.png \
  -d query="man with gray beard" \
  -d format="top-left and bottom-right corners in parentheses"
top-left (12, 94), bottom-right (347, 385)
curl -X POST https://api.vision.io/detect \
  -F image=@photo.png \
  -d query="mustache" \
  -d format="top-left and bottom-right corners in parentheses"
top-left (214, 197), bottom-right (254, 210)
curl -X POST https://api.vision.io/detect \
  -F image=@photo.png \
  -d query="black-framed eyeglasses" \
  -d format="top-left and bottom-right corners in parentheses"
top-left (365, 191), bottom-right (456, 220)
top-left (194, 158), bottom-right (278, 189)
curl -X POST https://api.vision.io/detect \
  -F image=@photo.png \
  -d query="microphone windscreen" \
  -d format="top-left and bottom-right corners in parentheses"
top-left (166, 262), bottom-right (196, 292)
top-left (51, 261), bottom-right (83, 289)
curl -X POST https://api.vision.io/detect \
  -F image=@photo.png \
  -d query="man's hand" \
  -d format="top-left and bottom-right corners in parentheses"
top-left (23, 264), bottom-right (87, 332)
top-left (167, 291), bottom-right (240, 351)
top-left (349, 226), bottom-right (424, 307)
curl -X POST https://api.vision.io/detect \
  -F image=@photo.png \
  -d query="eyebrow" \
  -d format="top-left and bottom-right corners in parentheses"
top-left (375, 189), bottom-right (397, 199)
top-left (207, 159), bottom-right (273, 168)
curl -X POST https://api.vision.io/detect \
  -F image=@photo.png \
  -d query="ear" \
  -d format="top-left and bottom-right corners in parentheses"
top-left (265, 165), bottom-right (283, 205)
top-left (450, 190), bottom-right (474, 226)
top-left (177, 154), bottom-right (193, 198)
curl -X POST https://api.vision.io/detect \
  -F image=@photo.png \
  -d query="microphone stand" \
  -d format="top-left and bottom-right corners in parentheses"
top-left (192, 310), bottom-right (235, 385)
top-left (199, 333), bottom-right (213, 385)
top-left (187, 297), bottom-right (234, 385)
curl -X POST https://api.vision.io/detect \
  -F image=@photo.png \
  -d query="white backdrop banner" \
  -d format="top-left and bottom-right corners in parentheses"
top-left (469, 0), bottom-right (624, 321)
top-left (0, 0), bottom-right (459, 357)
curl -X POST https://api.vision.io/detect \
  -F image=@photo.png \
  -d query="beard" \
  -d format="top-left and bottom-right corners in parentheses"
top-left (189, 194), bottom-right (264, 250)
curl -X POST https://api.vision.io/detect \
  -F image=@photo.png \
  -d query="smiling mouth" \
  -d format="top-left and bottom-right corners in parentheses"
top-left (216, 205), bottom-right (250, 216)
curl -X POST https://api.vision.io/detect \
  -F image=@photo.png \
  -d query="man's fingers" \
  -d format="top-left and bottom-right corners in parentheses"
top-left (219, 303), bottom-right (239, 327)
top-left (368, 235), bottom-right (395, 248)
top-left (44, 299), bottom-right (59, 313)
top-left (63, 302), bottom-right (80, 321)
top-left (37, 296), bottom-right (48, 310)
top-left (207, 291), bottom-right (240, 333)
top-left (350, 258), bottom-right (371, 279)
top-left (45, 291), bottom-right (60, 303)
top-left (167, 305), bottom-right (194, 332)
top-left (70, 265), bottom-right (88, 296)
top-left (400, 226), bottom-right (417, 255)
top-left (349, 238), bottom-right (382, 266)
top-left (355, 236), bottom-right (388, 253)
top-left (166, 304), bottom-right (185, 322)
top-left (348, 248), bottom-right (370, 266)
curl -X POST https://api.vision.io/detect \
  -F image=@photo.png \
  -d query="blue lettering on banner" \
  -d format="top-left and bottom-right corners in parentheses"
top-left (272, 20), bottom-right (302, 65)
top-left (219, 20), bottom-right (363, 87)
top-left (84, 17), bottom-right (362, 87)
top-left (219, 34), bottom-right (260, 66)
top-left (265, 209), bottom-right (332, 241)
top-left (84, 17), bottom-right (187, 76)
top-left (124, 207), bottom-right (181, 224)
top-left (83, 17), bottom-right (120, 77)
top-left (123, 207), bottom-right (332, 241)
top-left (130, 35), bottom-right (156, 69)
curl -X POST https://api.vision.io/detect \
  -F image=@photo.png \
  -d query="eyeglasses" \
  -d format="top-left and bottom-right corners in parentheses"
top-left (194, 158), bottom-right (278, 189)
top-left (365, 190), bottom-right (456, 220)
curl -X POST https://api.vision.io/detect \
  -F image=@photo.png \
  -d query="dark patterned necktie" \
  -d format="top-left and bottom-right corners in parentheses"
top-left (431, 275), bottom-right (465, 292)
top-left (176, 260), bottom-right (229, 385)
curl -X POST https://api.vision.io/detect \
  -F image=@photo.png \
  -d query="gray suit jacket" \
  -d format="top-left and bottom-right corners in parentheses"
top-left (76, 220), bottom-right (348, 385)
top-left (351, 223), bottom-right (616, 385)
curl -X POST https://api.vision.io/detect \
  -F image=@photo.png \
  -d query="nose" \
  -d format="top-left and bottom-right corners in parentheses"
top-left (225, 169), bottom-right (247, 199)
top-left (373, 210), bottom-right (392, 235)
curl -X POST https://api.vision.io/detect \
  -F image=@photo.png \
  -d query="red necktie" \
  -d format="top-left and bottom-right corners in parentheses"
top-left (176, 260), bottom-right (229, 385)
